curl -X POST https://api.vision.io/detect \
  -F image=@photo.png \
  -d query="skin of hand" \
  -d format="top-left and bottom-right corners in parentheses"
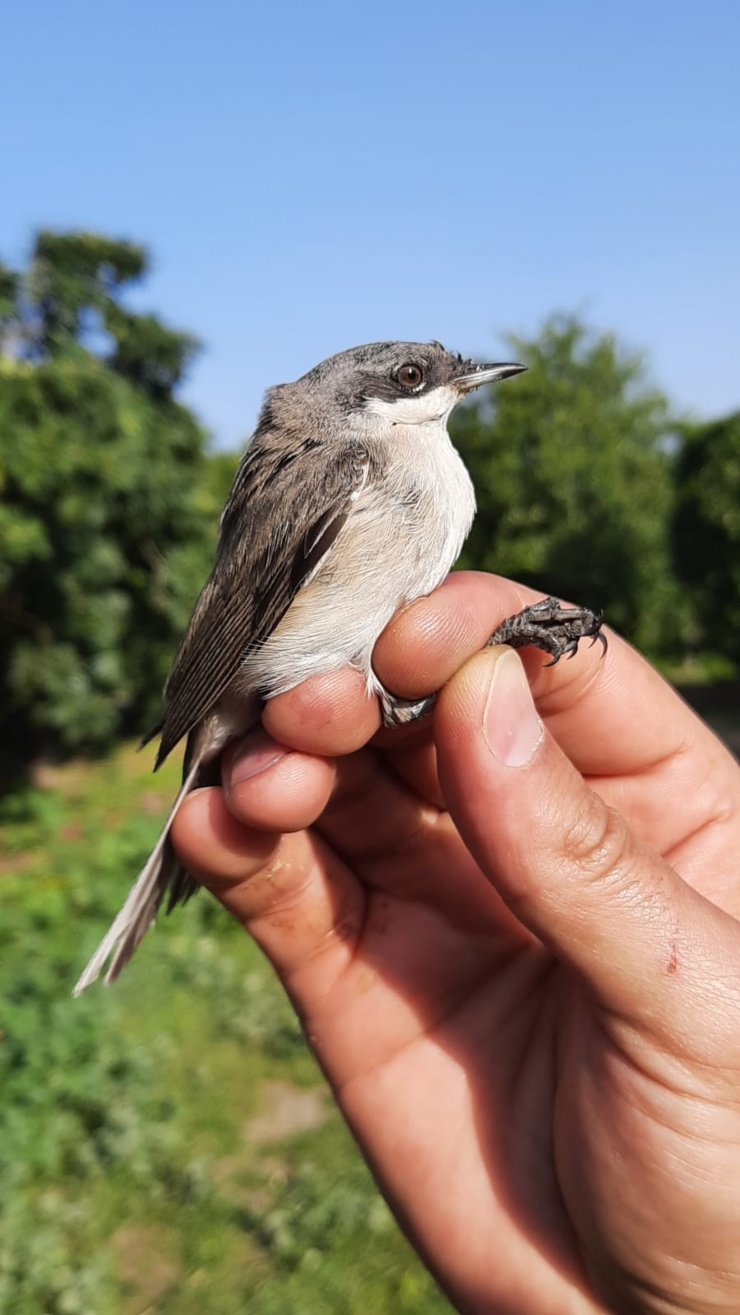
top-left (170, 572), bottom-right (740, 1315)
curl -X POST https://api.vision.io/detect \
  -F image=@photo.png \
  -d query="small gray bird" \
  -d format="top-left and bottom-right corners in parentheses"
top-left (75, 340), bottom-right (603, 994)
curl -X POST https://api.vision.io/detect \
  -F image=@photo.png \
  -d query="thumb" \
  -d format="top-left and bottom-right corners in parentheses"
top-left (435, 646), bottom-right (740, 1042)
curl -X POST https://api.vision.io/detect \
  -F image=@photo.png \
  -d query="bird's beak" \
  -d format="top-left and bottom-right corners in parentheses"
top-left (453, 361), bottom-right (527, 393)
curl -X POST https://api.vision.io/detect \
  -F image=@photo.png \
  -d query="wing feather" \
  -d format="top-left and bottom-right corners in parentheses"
top-left (153, 434), bottom-right (369, 767)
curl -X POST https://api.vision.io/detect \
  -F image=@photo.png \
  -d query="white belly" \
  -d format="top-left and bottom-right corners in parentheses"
top-left (241, 422), bottom-right (476, 698)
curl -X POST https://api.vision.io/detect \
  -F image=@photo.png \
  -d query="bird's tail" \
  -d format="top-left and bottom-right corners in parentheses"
top-left (73, 743), bottom-right (206, 996)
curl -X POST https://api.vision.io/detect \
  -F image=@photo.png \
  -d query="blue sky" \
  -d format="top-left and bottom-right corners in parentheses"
top-left (2, 0), bottom-right (739, 449)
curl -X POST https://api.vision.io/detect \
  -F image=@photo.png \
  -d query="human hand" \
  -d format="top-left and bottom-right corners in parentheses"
top-left (171, 572), bottom-right (740, 1315)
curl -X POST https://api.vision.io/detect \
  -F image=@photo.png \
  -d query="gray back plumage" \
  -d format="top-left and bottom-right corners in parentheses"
top-left (151, 414), bottom-right (371, 766)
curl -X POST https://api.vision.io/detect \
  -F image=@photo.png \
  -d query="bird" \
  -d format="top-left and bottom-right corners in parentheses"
top-left (74, 340), bottom-right (604, 995)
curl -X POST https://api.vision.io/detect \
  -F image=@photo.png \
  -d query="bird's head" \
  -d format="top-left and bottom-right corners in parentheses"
top-left (298, 339), bottom-right (526, 428)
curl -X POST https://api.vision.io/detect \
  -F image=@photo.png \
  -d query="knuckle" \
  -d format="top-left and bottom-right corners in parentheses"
top-left (559, 793), bottom-right (633, 889)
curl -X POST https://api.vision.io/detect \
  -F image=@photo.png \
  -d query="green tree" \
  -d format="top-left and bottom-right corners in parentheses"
top-left (0, 231), bottom-right (222, 777)
top-left (673, 412), bottom-right (740, 667)
top-left (451, 315), bottom-right (683, 654)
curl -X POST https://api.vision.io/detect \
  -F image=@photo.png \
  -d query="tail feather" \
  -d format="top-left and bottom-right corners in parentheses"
top-left (75, 696), bottom-right (260, 996)
top-left (73, 754), bottom-right (202, 996)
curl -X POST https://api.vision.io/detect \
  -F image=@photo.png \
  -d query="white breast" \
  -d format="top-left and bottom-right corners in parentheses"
top-left (241, 407), bottom-right (476, 699)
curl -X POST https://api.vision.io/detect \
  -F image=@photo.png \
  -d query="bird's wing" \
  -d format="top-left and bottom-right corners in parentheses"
top-left (151, 436), bottom-right (370, 767)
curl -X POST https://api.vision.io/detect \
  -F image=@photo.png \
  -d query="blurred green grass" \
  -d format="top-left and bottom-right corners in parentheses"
top-left (0, 745), bottom-right (450, 1315)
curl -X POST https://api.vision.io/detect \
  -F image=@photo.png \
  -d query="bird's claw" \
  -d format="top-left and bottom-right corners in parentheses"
top-left (487, 596), bottom-right (607, 666)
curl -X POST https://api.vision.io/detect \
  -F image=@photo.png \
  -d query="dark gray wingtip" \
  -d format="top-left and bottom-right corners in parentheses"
top-left (138, 719), bottom-right (168, 771)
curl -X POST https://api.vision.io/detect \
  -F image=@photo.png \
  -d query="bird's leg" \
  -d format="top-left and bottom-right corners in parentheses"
top-left (379, 596), bottom-right (606, 729)
top-left (378, 689), bottom-right (438, 727)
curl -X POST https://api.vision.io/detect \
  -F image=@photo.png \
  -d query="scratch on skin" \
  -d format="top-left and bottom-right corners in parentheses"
top-left (667, 941), bottom-right (678, 975)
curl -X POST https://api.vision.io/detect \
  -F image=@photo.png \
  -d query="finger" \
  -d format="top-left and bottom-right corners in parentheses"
top-left (171, 786), bottom-right (364, 987)
top-left (376, 571), bottom-right (722, 778)
top-left (222, 728), bottom-right (336, 832)
top-left (170, 783), bottom-right (509, 1090)
top-left (376, 571), bottom-right (535, 698)
top-left (435, 646), bottom-right (740, 1054)
top-left (313, 749), bottom-right (518, 936)
top-left (221, 711), bottom-right (505, 927)
top-left (378, 729), bottom-right (445, 809)
top-left (263, 666), bottom-right (380, 756)
top-left (263, 660), bottom-right (446, 808)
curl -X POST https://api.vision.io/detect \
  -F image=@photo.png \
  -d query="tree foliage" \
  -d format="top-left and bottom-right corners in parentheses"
top-left (673, 412), bottom-right (740, 664)
top-left (451, 316), bottom-right (683, 654)
top-left (1, 234), bottom-right (736, 780)
top-left (0, 232), bottom-right (221, 775)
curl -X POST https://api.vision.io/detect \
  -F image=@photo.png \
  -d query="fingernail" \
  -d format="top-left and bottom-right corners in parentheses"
top-left (226, 728), bottom-right (288, 787)
top-left (483, 649), bottom-right (544, 768)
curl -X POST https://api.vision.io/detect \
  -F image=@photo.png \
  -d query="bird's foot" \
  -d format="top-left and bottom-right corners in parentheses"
top-left (488, 596), bottom-right (607, 666)
top-left (378, 597), bottom-right (606, 729)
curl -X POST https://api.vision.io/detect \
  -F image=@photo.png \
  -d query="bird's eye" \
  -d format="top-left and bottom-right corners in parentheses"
top-left (396, 363), bottom-right (424, 390)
